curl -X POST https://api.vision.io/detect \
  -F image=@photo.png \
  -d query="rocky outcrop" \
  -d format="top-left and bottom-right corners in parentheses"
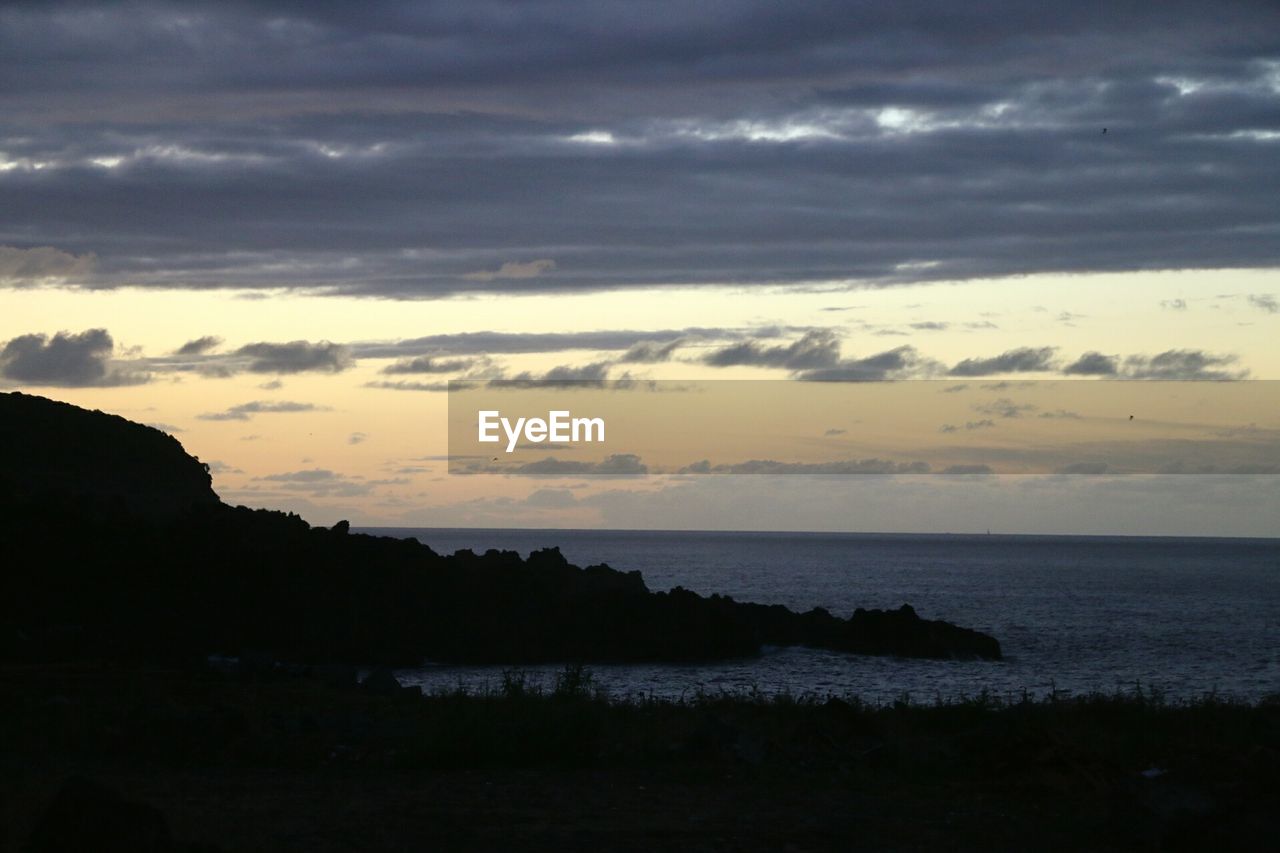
top-left (0, 393), bottom-right (1001, 665)
top-left (0, 392), bottom-right (218, 519)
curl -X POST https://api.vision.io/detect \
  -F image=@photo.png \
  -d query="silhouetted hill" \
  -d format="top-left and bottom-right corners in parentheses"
top-left (0, 392), bottom-right (218, 517)
top-left (0, 393), bottom-right (1001, 665)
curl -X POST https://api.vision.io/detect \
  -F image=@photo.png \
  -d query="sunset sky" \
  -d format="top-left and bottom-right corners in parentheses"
top-left (3, 2), bottom-right (1278, 535)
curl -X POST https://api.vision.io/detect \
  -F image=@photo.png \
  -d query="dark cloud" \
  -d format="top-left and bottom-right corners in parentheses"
top-left (197, 400), bottom-right (325, 421)
top-left (1122, 349), bottom-right (1247, 380)
top-left (1064, 351), bottom-right (1119, 376)
top-left (0, 328), bottom-right (148, 386)
top-left (797, 345), bottom-right (939, 380)
top-left (1248, 294), bottom-right (1278, 313)
top-left (704, 330), bottom-right (840, 370)
top-left (949, 347), bottom-right (1057, 377)
top-left (619, 339), bottom-right (684, 363)
top-left (5, 4), bottom-right (1277, 296)
top-left (234, 341), bottom-right (352, 373)
top-left (0, 245), bottom-right (94, 284)
top-left (510, 361), bottom-right (613, 385)
top-left (381, 356), bottom-right (477, 374)
top-left (175, 335), bottom-right (222, 355)
top-left (823, 428), bottom-right (848, 436)
top-left (348, 432), bottom-right (367, 445)
top-left (364, 379), bottom-right (449, 392)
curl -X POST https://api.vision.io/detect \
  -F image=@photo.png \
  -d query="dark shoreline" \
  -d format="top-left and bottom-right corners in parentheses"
top-left (5, 662), bottom-right (1277, 852)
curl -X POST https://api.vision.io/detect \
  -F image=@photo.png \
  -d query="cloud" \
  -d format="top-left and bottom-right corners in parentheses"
top-left (796, 345), bottom-right (939, 380)
top-left (175, 335), bottom-right (222, 355)
top-left (1248, 294), bottom-right (1278, 314)
top-left (972, 398), bottom-right (1037, 419)
top-left (503, 361), bottom-right (615, 387)
top-left (1063, 352), bottom-right (1119, 376)
top-left (348, 432), bottom-right (367, 445)
top-left (679, 458), bottom-right (931, 475)
top-left (1122, 349), bottom-right (1246, 380)
top-left (1160, 298), bottom-right (1188, 311)
top-left (506, 454), bottom-right (648, 477)
top-left (463, 259), bottom-right (556, 281)
top-left (949, 347), bottom-right (1056, 377)
top-left (0, 328), bottom-right (148, 386)
top-left (1, 3), bottom-right (1279, 298)
top-left (364, 380), bottom-right (450, 392)
top-left (823, 428), bottom-right (848, 436)
top-left (619, 339), bottom-right (684, 363)
top-left (0, 246), bottom-right (94, 285)
top-left (381, 356), bottom-right (478, 374)
top-left (704, 330), bottom-right (840, 370)
top-left (234, 341), bottom-right (352, 373)
top-left (525, 488), bottom-right (579, 508)
top-left (257, 468), bottom-right (374, 497)
top-left (197, 400), bottom-right (325, 421)
top-left (352, 328), bottom-right (736, 359)
top-left (940, 419), bottom-right (997, 432)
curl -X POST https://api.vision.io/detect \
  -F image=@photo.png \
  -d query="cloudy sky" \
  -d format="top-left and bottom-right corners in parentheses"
top-left (3, 1), bottom-right (1279, 534)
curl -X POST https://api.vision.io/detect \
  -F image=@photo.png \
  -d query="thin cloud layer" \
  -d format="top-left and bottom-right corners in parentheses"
top-left (197, 400), bottom-right (326, 421)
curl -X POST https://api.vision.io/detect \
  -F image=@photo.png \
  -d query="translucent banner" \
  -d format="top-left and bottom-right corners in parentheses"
top-left (447, 380), bottom-right (1280, 476)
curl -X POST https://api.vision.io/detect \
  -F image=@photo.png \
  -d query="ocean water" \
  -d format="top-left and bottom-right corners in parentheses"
top-left (361, 528), bottom-right (1280, 703)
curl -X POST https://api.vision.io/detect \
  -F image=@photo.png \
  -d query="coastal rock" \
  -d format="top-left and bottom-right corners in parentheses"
top-left (0, 392), bottom-right (1004, 666)
top-left (0, 392), bottom-right (218, 519)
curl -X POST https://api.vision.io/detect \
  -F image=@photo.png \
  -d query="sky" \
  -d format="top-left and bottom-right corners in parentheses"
top-left (2, 1), bottom-right (1279, 535)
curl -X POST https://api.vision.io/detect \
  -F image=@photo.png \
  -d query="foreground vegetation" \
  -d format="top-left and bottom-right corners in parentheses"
top-left (4, 662), bottom-right (1276, 851)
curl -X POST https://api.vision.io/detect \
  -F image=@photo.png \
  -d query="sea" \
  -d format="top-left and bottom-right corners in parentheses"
top-left (359, 528), bottom-right (1280, 704)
